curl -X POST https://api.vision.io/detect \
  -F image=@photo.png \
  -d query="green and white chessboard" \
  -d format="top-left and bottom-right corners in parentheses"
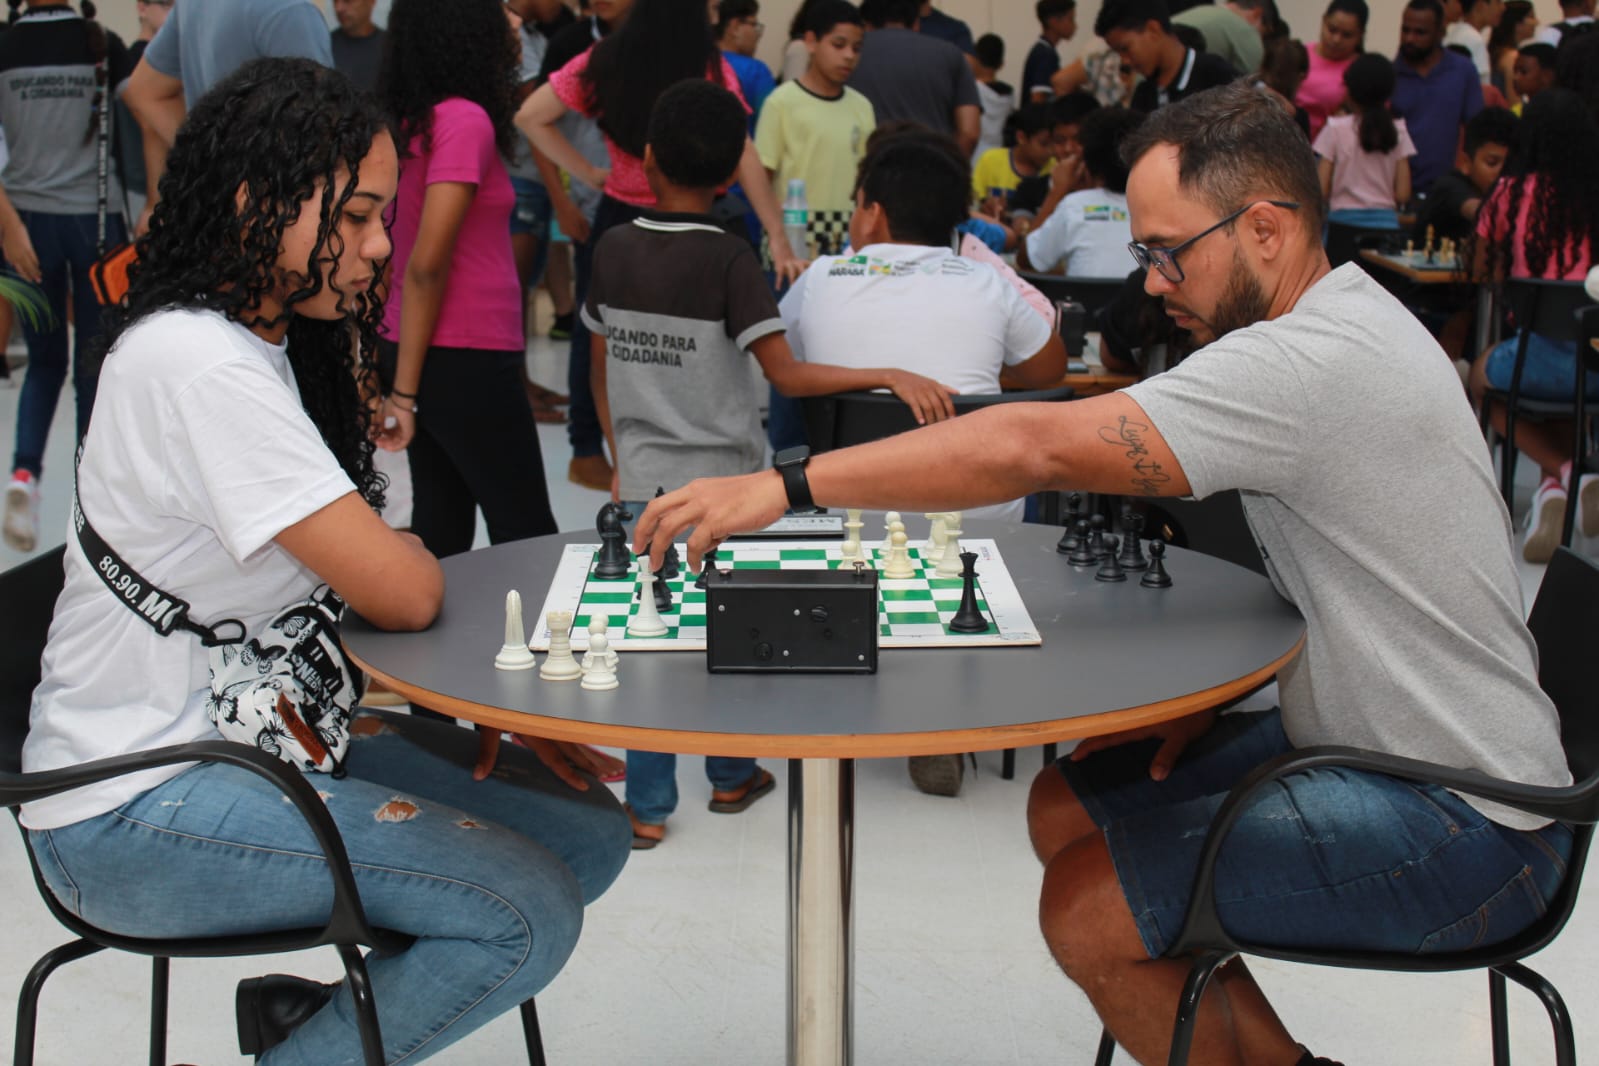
top-left (528, 539), bottom-right (1041, 652)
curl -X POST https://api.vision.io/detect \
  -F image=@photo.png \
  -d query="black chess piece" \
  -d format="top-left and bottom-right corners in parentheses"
top-left (695, 548), bottom-right (719, 590)
top-left (1141, 540), bottom-right (1173, 588)
top-left (1087, 513), bottom-right (1106, 557)
top-left (1055, 524), bottom-right (1079, 555)
top-left (948, 551), bottom-right (991, 633)
top-left (593, 502), bottom-right (632, 578)
top-left (653, 566), bottom-right (675, 611)
top-left (1056, 493), bottom-right (1084, 555)
top-left (1067, 518), bottom-right (1098, 566)
top-left (1100, 534), bottom-right (1120, 561)
top-left (1095, 547), bottom-right (1127, 582)
top-left (1117, 512), bottom-right (1148, 571)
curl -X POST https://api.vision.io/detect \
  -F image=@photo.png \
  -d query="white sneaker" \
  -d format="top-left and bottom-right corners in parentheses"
top-left (1521, 479), bottom-right (1567, 564)
top-left (1579, 473), bottom-right (1599, 539)
top-left (3, 472), bottom-right (38, 552)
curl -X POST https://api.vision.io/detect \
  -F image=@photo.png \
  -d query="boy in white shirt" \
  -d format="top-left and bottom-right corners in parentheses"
top-left (1019, 105), bottom-right (1144, 277)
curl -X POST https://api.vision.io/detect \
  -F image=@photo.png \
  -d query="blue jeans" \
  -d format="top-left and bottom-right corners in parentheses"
top-left (1485, 330), bottom-right (1599, 401)
top-left (1060, 709), bottom-right (1573, 959)
top-left (9, 210), bottom-right (126, 476)
top-left (27, 713), bottom-right (631, 1065)
top-left (509, 175), bottom-right (551, 286)
top-left (1326, 206), bottom-right (1400, 230)
top-left (612, 500), bottom-right (758, 823)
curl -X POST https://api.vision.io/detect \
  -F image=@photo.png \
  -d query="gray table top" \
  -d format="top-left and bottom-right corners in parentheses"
top-left (342, 522), bottom-right (1305, 758)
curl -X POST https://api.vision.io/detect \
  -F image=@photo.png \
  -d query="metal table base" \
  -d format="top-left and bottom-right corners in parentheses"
top-left (788, 758), bottom-right (854, 1066)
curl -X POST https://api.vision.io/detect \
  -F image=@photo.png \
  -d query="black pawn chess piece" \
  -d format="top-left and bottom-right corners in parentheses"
top-left (1055, 523), bottom-right (1079, 555)
top-left (1141, 540), bottom-right (1173, 588)
top-left (593, 502), bottom-right (632, 579)
top-left (1100, 534), bottom-right (1120, 561)
top-left (948, 551), bottom-right (991, 633)
top-left (1087, 513), bottom-right (1107, 558)
top-left (1117, 512), bottom-right (1148, 571)
top-left (695, 548), bottom-right (719, 590)
top-left (1067, 518), bottom-right (1098, 567)
top-left (1095, 547), bottom-right (1127, 582)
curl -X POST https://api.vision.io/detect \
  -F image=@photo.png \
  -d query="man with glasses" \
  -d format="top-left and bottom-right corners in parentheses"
top-left (633, 81), bottom-right (1572, 1066)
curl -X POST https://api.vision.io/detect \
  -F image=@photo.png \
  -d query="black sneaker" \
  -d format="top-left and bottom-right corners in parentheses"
top-left (549, 311), bottom-right (574, 340)
top-left (908, 754), bottom-right (963, 796)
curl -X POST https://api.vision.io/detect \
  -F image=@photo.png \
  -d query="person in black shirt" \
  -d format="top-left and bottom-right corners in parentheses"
top-left (1023, 0), bottom-right (1078, 104)
top-left (1414, 105), bottom-right (1515, 244)
top-left (1095, 0), bottom-right (1239, 113)
top-left (330, 0), bottom-right (385, 94)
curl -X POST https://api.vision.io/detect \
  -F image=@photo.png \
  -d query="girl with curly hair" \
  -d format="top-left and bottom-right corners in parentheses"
top-left (376, 0), bottom-right (558, 560)
top-left (20, 57), bottom-right (629, 1063)
top-left (1468, 88), bottom-right (1599, 562)
top-left (1, 0), bottom-right (133, 552)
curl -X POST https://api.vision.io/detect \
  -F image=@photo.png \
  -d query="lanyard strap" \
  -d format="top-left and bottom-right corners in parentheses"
top-left (72, 449), bottom-right (245, 647)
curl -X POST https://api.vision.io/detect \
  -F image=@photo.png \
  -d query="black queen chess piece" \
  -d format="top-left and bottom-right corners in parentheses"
top-left (593, 501), bottom-right (632, 579)
top-left (948, 551), bottom-right (991, 633)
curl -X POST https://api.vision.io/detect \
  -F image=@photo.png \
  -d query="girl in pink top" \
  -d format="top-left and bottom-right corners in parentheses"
top-left (1467, 89), bottom-right (1599, 562)
top-left (1313, 54), bottom-right (1414, 230)
top-left (1294, 0), bottom-right (1367, 140)
top-left (378, 0), bottom-right (556, 561)
top-left (514, 0), bottom-right (802, 284)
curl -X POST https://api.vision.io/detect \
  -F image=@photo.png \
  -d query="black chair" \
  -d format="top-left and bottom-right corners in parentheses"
top-left (801, 384), bottom-right (1076, 454)
top-left (1093, 546), bottom-right (1599, 1066)
top-left (0, 547), bottom-right (548, 1066)
top-left (1015, 272), bottom-right (1125, 316)
top-left (1479, 279), bottom-right (1595, 527)
top-left (1559, 305), bottom-right (1599, 547)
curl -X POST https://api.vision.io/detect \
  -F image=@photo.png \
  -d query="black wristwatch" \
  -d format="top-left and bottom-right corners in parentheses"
top-left (773, 445), bottom-right (816, 512)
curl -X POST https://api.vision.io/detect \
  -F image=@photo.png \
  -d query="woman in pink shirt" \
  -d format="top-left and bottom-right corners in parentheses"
top-left (1468, 89), bottom-right (1599, 562)
top-left (377, 0), bottom-right (558, 562)
top-left (1295, 0), bottom-right (1367, 140)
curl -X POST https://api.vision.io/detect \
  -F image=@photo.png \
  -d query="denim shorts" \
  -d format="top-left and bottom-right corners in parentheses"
top-left (1485, 330), bottom-right (1599, 400)
top-left (509, 174), bottom-right (552, 238)
top-left (1059, 709), bottom-right (1573, 960)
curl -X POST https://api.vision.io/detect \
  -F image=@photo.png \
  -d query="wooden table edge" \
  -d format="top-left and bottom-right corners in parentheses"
top-left (346, 633), bottom-right (1305, 760)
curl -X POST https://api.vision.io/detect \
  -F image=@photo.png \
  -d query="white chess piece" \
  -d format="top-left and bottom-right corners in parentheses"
top-left (540, 609), bottom-right (583, 680)
top-left (883, 529), bottom-right (916, 579)
top-left (936, 522), bottom-right (965, 578)
top-left (841, 508), bottom-right (864, 563)
top-left (627, 559), bottom-right (670, 637)
top-left (587, 615), bottom-right (620, 669)
top-left (495, 590), bottom-right (538, 670)
top-left (581, 631), bottom-right (619, 690)
top-left (922, 513), bottom-right (947, 559)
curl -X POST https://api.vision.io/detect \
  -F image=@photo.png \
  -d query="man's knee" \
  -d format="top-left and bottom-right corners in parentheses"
top-left (1039, 835), bottom-right (1144, 977)
top-left (1027, 762), bottom-right (1098, 862)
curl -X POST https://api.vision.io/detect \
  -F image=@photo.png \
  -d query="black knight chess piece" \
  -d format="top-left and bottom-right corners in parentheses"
top-left (593, 502), bottom-right (632, 579)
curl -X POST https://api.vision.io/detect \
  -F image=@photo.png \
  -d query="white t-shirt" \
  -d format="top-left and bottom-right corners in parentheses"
top-left (21, 309), bottom-right (356, 829)
top-left (1024, 188), bottom-right (1134, 277)
top-left (780, 243), bottom-right (1053, 521)
top-left (1444, 21), bottom-right (1491, 81)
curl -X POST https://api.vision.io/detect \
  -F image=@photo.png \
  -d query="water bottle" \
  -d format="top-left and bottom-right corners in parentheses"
top-left (782, 178), bottom-right (810, 259)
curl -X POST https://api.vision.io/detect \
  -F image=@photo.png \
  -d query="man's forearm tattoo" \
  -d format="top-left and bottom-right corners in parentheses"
top-left (1098, 415), bottom-right (1171, 496)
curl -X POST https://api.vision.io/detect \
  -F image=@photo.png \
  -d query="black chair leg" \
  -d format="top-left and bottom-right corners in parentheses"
top-left (14, 939), bottom-right (104, 1066)
top-left (1094, 1026), bottom-right (1117, 1065)
top-left (1043, 744), bottom-right (1058, 766)
top-left (1001, 748), bottom-right (1016, 780)
top-left (338, 942), bottom-right (387, 1066)
top-left (148, 956), bottom-right (169, 1066)
top-left (1489, 968), bottom-right (1510, 1066)
top-left (1166, 952), bottom-right (1229, 1066)
top-left (1496, 961), bottom-right (1576, 1066)
top-left (520, 998), bottom-right (547, 1066)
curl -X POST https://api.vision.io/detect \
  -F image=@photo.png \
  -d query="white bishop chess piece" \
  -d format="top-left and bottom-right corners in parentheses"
top-left (494, 590), bottom-right (537, 670)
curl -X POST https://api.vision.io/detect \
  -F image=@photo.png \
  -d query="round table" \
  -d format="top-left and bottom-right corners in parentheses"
top-left (343, 522), bottom-right (1305, 1066)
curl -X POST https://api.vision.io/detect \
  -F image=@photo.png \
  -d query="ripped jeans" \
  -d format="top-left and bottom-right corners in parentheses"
top-left (26, 712), bottom-right (632, 1065)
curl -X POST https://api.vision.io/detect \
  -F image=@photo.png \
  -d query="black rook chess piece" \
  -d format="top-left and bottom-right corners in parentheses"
top-left (948, 551), bottom-right (991, 633)
top-left (1067, 518), bottom-right (1098, 566)
top-left (1141, 540), bottom-right (1173, 588)
top-left (593, 502), bottom-right (632, 579)
top-left (1117, 511), bottom-right (1148, 571)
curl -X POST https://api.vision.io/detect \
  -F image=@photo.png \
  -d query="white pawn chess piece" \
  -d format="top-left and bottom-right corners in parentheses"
top-left (581, 631), bottom-right (619, 690)
top-left (883, 511), bottom-right (900, 541)
top-left (495, 590), bottom-right (538, 670)
top-left (540, 609), bottom-right (583, 680)
top-left (627, 558), bottom-right (670, 637)
top-left (936, 521), bottom-right (965, 578)
top-left (587, 615), bottom-right (620, 669)
top-left (883, 529), bottom-right (917, 579)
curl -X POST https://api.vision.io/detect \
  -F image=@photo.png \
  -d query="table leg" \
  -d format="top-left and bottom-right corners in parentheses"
top-left (787, 757), bottom-right (855, 1066)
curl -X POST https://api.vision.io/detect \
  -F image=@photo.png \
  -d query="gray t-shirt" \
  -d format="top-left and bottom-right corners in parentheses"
top-left (330, 27), bottom-right (384, 95)
top-left (145, 0), bottom-right (333, 107)
top-left (581, 212), bottom-right (785, 501)
top-left (847, 27), bottom-right (978, 137)
top-left (1127, 265), bottom-right (1570, 828)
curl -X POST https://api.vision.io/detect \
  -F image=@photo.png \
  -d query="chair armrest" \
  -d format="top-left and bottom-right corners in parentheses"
top-left (10, 740), bottom-right (392, 950)
top-left (1164, 744), bottom-right (1589, 958)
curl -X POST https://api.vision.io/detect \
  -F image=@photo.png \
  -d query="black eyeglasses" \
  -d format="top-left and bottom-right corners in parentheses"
top-left (1127, 200), bottom-right (1300, 284)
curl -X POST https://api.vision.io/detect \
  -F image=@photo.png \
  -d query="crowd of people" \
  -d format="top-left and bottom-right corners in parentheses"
top-left (0, 0), bottom-right (1595, 1062)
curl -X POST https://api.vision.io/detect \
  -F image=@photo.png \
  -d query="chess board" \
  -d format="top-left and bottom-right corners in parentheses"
top-left (529, 539), bottom-right (1042, 652)
top-left (1388, 250), bottom-right (1463, 273)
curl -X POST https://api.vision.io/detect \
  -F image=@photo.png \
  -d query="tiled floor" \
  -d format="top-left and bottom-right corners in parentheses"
top-left (1, 329), bottom-right (1596, 1064)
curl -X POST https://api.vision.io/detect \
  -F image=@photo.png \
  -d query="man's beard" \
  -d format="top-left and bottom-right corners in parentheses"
top-left (1399, 43), bottom-right (1433, 64)
top-left (1172, 249), bottom-right (1272, 347)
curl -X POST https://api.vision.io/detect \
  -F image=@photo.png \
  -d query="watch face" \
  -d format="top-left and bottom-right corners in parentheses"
top-left (775, 446), bottom-right (810, 467)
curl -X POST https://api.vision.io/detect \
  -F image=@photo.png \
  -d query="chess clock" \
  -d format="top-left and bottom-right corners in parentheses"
top-left (704, 563), bottom-right (879, 673)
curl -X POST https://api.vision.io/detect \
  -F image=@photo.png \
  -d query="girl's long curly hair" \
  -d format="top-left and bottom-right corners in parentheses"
top-left (378, 0), bottom-right (520, 159)
top-left (1478, 89), bottom-right (1599, 282)
top-left (98, 58), bottom-right (390, 511)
